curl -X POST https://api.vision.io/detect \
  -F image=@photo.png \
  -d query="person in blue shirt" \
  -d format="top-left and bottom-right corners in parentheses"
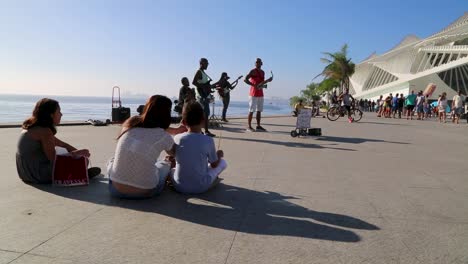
top-left (171, 101), bottom-right (227, 194)
top-left (392, 93), bottom-right (399, 118)
top-left (405, 90), bottom-right (417, 120)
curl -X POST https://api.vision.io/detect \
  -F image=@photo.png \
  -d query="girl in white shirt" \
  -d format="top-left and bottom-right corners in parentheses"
top-left (438, 92), bottom-right (448, 123)
top-left (107, 95), bottom-right (186, 199)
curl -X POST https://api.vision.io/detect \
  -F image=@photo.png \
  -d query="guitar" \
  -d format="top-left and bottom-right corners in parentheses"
top-left (218, 75), bottom-right (243, 98)
top-left (255, 71), bottom-right (274, 90)
top-left (196, 70), bottom-right (216, 98)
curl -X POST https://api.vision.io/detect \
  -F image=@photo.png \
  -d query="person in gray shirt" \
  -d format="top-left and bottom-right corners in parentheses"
top-left (171, 102), bottom-right (227, 194)
top-left (338, 88), bottom-right (355, 123)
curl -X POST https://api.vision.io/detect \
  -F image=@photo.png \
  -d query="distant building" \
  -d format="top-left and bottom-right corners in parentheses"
top-left (350, 13), bottom-right (468, 100)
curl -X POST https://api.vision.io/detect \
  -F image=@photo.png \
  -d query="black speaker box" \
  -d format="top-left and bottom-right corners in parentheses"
top-left (112, 107), bottom-right (131, 123)
top-left (308, 128), bottom-right (322, 136)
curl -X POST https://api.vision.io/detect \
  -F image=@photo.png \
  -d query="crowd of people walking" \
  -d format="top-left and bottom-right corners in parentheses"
top-left (352, 89), bottom-right (467, 124)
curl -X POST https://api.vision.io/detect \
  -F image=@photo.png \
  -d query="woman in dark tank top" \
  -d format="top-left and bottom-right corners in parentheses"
top-left (16, 98), bottom-right (100, 184)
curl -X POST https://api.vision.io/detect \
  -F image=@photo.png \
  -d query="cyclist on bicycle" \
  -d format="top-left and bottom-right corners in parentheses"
top-left (338, 88), bottom-right (355, 123)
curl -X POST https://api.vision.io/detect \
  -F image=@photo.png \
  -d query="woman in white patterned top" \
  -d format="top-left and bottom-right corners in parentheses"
top-left (107, 95), bottom-right (186, 199)
top-left (438, 92), bottom-right (448, 123)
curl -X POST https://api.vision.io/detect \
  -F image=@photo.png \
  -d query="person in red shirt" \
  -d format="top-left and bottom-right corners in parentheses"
top-left (244, 58), bottom-right (273, 132)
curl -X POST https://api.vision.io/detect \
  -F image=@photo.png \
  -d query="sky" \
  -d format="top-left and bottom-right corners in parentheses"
top-left (0, 0), bottom-right (466, 101)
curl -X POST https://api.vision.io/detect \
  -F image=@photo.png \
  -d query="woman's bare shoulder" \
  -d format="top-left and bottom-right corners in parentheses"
top-left (27, 127), bottom-right (54, 140)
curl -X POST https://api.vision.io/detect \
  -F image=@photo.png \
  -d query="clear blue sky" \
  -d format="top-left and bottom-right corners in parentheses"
top-left (0, 0), bottom-right (465, 101)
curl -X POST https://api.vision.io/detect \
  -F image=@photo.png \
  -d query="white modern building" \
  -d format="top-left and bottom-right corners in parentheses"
top-left (350, 13), bottom-right (468, 100)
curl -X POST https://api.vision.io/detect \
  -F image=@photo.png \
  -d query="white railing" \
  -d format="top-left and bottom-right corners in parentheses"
top-left (420, 45), bottom-right (468, 52)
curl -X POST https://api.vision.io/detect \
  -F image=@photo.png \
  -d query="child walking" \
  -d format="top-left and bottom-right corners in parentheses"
top-left (438, 92), bottom-right (448, 123)
top-left (171, 102), bottom-right (227, 194)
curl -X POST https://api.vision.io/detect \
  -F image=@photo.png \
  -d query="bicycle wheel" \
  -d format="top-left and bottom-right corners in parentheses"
top-left (290, 130), bottom-right (298, 137)
top-left (352, 109), bottom-right (363, 122)
top-left (327, 107), bottom-right (340, 121)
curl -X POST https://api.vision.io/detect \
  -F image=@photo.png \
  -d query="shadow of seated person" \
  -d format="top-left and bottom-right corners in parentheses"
top-left (33, 179), bottom-right (378, 242)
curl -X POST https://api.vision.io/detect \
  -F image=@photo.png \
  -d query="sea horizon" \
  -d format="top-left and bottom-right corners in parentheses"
top-left (0, 93), bottom-right (292, 124)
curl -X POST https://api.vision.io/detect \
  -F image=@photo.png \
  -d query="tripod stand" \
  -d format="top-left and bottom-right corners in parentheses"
top-left (208, 95), bottom-right (223, 128)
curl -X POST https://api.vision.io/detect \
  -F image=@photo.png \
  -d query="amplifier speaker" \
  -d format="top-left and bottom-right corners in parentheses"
top-left (112, 107), bottom-right (131, 123)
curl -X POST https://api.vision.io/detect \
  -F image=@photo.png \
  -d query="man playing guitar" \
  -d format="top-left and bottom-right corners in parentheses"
top-left (215, 73), bottom-right (242, 122)
top-left (244, 58), bottom-right (273, 132)
top-left (192, 58), bottom-right (216, 137)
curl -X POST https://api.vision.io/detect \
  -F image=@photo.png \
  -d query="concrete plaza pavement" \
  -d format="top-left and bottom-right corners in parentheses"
top-left (0, 115), bottom-right (467, 263)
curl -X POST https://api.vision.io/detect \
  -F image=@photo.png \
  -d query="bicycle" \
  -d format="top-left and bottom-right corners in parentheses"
top-left (326, 104), bottom-right (363, 122)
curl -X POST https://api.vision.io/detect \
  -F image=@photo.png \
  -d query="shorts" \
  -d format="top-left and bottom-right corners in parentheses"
top-left (454, 107), bottom-right (463, 115)
top-left (438, 106), bottom-right (446, 113)
top-left (416, 105), bottom-right (424, 113)
top-left (197, 98), bottom-right (210, 117)
top-left (249, 96), bottom-right (264, 112)
top-left (407, 105), bottom-right (415, 111)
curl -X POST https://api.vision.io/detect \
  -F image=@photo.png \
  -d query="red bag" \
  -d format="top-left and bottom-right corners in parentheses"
top-left (53, 155), bottom-right (89, 186)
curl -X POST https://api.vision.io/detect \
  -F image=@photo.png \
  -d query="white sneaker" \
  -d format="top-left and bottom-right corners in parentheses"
top-left (246, 127), bottom-right (254, 132)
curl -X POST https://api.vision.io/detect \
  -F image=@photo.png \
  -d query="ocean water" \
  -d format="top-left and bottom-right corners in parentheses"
top-left (0, 94), bottom-right (292, 123)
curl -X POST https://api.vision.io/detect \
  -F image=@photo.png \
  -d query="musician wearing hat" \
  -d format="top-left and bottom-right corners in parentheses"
top-left (215, 72), bottom-right (240, 122)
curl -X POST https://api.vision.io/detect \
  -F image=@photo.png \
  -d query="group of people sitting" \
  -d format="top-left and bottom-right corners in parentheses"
top-left (16, 57), bottom-right (275, 197)
top-left (16, 96), bottom-right (228, 199)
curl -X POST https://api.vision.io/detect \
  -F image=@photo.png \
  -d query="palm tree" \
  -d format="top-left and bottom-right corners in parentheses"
top-left (300, 82), bottom-right (321, 103)
top-left (315, 44), bottom-right (355, 94)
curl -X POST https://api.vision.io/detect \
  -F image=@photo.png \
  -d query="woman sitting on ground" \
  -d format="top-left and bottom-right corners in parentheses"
top-left (16, 98), bottom-right (101, 184)
top-left (107, 95), bottom-right (186, 199)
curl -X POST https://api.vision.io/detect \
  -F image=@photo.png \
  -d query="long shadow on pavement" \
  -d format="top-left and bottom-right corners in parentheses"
top-left (217, 126), bottom-right (248, 134)
top-left (315, 136), bottom-right (409, 145)
top-left (219, 136), bottom-right (356, 151)
top-left (34, 181), bottom-right (379, 242)
top-left (358, 121), bottom-right (406, 126)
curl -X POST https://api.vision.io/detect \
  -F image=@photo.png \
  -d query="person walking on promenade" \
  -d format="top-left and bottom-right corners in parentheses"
top-left (423, 99), bottom-right (430, 119)
top-left (215, 72), bottom-right (239, 122)
top-left (438, 92), bottom-right (448, 123)
top-left (16, 98), bottom-right (101, 184)
top-left (397, 94), bottom-right (405, 118)
top-left (170, 101), bottom-right (227, 194)
top-left (415, 91), bottom-right (425, 120)
top-left (244, 58), bottom-right (273, 132)
top-left (376, 95), bottom-right (383, 117)
top-left (391, 93), bottom-right (399, 118)
top-left (107, 95), bottom-right (187, 199)
top-left (405, 90), bottom-right (417, 120)
top-left (193, 58), bottom-right (216, 137)
top-left (452, 90), bottom-right (464, 124)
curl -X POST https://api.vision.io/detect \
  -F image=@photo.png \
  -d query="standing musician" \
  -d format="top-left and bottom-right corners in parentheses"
top-left (215, 72), bottom-right (241, 122)
top-left (244, 58), bottom-right (273, 132)
top-left (192, 58), bottom-right (216, 137)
